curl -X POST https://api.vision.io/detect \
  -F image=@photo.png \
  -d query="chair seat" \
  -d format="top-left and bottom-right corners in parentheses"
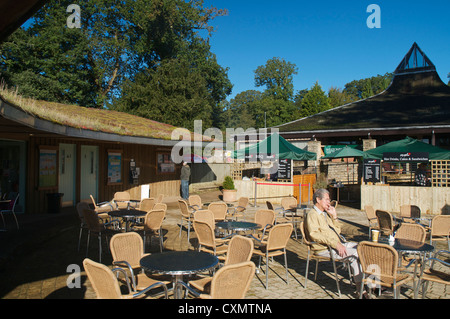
top-left (365, 273), bottom-right (413, 288)
top-left (421, 269), bottom-right (450, 285)
top-left (135, 273), bottom-right (171, 291)
top-left (200, 244), bottom-right (228, 258)
top-left (253, 247), bottom-right (285, 258)
top-left (189, 276), bottom-right (212, 292)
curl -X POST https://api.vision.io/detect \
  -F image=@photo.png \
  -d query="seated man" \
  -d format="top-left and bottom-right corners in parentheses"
top-left (305, 188), bottom-right (364, 297)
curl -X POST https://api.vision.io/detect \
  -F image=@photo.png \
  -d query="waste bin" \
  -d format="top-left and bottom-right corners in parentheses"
top-left (47, 193), bottom-right (64, 214)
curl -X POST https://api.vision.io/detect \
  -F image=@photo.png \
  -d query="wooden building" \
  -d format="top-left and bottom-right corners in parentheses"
top-left (0, 93), bottom-right (185, 214)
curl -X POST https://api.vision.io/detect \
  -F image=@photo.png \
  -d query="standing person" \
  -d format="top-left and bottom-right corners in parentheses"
top-left (414, 163), bottom-right (429, 186)
top-left (180, 161), bottom-right (190, 199)
top-left (305, 188), bottom-right (365, 297)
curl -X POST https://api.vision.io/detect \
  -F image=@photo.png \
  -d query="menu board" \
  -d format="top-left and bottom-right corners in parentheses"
top-left (278, 159), bottom-right (292, 179)
top-left (364, 158), bottom-right (381, 183)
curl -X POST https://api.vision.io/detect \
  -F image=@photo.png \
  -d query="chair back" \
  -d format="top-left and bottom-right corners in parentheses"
top-left (140, 198), bottom-right (155, 212)
top-left (194, 210), bottom-right (215, 230)
top-left (153, 202), bottom-right (167, 211)
top-left (178, 199), bottom-right (191, 218)
top-left (299, 221), bottom-right (312, 246)
top-left (236, 197), bottom-right (249, 212)
top-left (144, 209), bottom-right (166, 231)
top-left (281, 197), bottom-right (297, 212)
top-left (376, 210), bottom-right (394, 234)
top-left (76, 202), bottom-right (90, 220)
top-left (357, 241), bottom-right (399, 278)
top-left (83, 208), bottom-right (103, 232)
top-left (254, 209), bottom-right (275, 230)
top-left (431, 215), bottom-right (450, 237)
top-left (83, 258), bottom-right (123, 299)
top-left (208, 261), bottom-right (255, 299)
top-left (193, 220), bottom-right (216, 249)
top-left (156, 194), bottom-right (164, 203)
top-left (365, 205), bottom-right (376, 220)
top-left (208, 202), bottom-right (228, 221)
top-left (266, 201), bottom-right (275, 210)
top-left (90, 195), bottom-right (99, 209)
top-left (266, 223), bottom-right (293, 251)
top-left (188, 195), bottom-right (202, 210)
top-left (114, 191), bottom-right (130, 209)
top-left (225, 235), bottom-right (254, 265)
top-left (400, 205), bottom-right (421, 219)
top-left (109, 232), bottom-right (144, 268)
top-left (395, 223), bottom-right (426, 242)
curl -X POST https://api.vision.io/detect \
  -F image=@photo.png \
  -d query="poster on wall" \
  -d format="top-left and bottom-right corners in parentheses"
top-left (157, 153), bottom-right (175, 174)
top-left (39, 147), bottom-right (58, 189)
top-left (107, 150), bottom-right (122, 185)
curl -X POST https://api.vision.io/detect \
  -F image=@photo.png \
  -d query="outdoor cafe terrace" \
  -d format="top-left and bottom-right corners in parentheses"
top-left (0, 190), bottom-right (448, 301)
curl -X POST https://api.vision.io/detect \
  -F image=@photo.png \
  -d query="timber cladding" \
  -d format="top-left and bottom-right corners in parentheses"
top-left (26, 136), bottom-right (180, 214)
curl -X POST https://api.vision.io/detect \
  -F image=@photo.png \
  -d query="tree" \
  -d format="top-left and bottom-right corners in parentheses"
top-left (254, 57), bottom-right (298, 101)
top-left (328, 87), bottom-right (354, 108)
top-left (343, 73), bottom-right (393, 100)
top-left (299, 82), bottom-right (330, 117)
top-left (0, 0), bottom-right (230, 112)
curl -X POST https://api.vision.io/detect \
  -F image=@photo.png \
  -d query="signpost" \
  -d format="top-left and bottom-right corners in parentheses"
top-left (364, 158), bottom-right (381, 183)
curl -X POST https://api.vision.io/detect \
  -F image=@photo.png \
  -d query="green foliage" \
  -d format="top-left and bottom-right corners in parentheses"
top-left (299, 82), bottom-right (330, 117)
top-left (222, 176), bottom-right (235, 190)
top-left (343, 73), bottom-right (393, 100)
top-left (254, 57), bottom-right (298, 101)
top-left (0, 0), bottom-right (231, 119)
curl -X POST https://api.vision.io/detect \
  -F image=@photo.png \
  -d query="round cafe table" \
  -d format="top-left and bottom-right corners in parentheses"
top-left (140, 251), bottom-right (219, 299)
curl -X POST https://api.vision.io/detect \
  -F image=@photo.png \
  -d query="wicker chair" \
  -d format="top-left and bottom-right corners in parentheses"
top-left (375, 210), bottom-right (396, 237)
top-left (0, 193), bottom-right (19, 230)
top-left (227, 197), bottom-right (249, 221)
top-left (194, 209), bottom-right (215, 230)
top-left (193, 220), bottom-right (229, 260)
top-left (253, 209), bottom-right (276, 240)
top-left (178, 261), bottom-right (256, 299)
top-left (153, 202), bottom-right (167, 211)
top-left (429, 215), bottom-right (450, 250)
top-left (253, 222), bottom-right (293, 289)
top-left (207, 202), bottom-right (228, 222)
top-left (83, 208), bottom-right (119, 263)
top-left (300, 221), bottom-right (353, 298)
top-left (76, 202), bottom-right (90, 252)
top-left (113, 191), bottom-right (131, 210)
top-left (139, 198), bottom-right (155, 212)
top-left (364, 205), bottom-right (378, 239)
top-left (188, 195), bottom-right (203, 211)
top-left (109, 232), bottom-right (170, 292)
top-left (189, 235), bottom-right (254, 293)
top-left (357, 241), bottom-right (414, 299)
top-left (395, 223), bottom-right (427, 243)
top-left (89, 195), bottom-right (114, 216)
top-left (83, 258), bottom-right (168, 299)
top-left (178, 199), bottom-right (194, 242)
top-left (400, 205), bottom-right (421, 223)
top-left (415, 250), bottom-right (450, 299)
top-left (132, 209), bottom-right (166, 252)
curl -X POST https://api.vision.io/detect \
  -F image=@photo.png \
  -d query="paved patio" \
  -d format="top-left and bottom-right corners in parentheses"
top-left (0, 190), bottom-right (448, 300)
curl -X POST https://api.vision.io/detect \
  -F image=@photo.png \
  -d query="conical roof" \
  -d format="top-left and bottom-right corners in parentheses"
top-left (394, 42), bottom-right (436, 75)
top-left (275, 43), bottom-right (450, 134)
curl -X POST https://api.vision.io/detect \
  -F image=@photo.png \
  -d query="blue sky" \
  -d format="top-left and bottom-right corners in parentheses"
top-left (203, 0), bottom-right (450, 100)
